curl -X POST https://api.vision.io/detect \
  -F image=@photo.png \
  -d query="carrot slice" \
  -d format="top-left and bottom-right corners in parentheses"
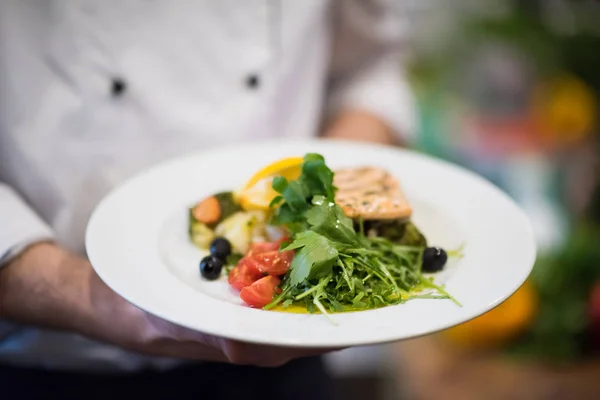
top-left (192, 196), bottom-right (220, 225)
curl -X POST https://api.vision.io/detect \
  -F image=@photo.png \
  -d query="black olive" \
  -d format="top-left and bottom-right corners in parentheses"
top-left (210, 237), bottom-right (232, 260)
top-left (200, 255), bottom-right (224, 280)
top-left (422, 247), bottom-right (447, 272)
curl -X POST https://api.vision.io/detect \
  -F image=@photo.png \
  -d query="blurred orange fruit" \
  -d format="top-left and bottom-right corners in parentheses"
top-left (532, 75), bottom-right (596, 146)
top-left (442, 280), bottom-right (538, 349)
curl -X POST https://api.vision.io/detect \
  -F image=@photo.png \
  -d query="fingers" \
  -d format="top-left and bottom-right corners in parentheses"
top-left (136, 337), bottom-right (230, 363)
top-left (218, 338), bottom-right (345, 368)
top-left (143, 315), bottom-right (346, 367)
top-left (141, 312), bottom-right (208, 343)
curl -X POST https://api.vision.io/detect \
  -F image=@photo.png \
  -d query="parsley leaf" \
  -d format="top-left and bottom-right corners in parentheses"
top-left (270, 153), bottom-right (337, 228)
top-left (282, 231), bottom-right (340, 286)
top-left (301, 153), bottom-right (336, 200)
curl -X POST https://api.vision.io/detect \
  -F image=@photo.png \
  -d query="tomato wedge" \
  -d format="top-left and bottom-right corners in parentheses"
top-left (247, 240), bottom-right (285, 255)
top-left (229, 238), bottom-right (292, 307)
top-left (240, 276), bottom-right (282, 308)
top-left (245, 250), bottom-right (294, 277)
top-left (228, 260), bottom-right (262, 291)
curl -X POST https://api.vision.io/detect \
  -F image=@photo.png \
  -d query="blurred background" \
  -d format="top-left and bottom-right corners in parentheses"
top-left (326, 1), bottom-right (600, 399)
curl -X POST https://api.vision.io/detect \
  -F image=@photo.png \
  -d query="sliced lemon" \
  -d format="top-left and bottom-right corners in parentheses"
top-left (236, 157), bottom-right (303, 210)
top-left (240, 157), bottom-right (304, 191)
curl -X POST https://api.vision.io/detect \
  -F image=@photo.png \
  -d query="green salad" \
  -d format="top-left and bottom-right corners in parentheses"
top-left (191, 153), bottom-right (462, 319)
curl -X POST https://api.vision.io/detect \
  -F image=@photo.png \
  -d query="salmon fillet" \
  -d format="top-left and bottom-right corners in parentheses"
top-left (333, 166), bottom-right (412, 220)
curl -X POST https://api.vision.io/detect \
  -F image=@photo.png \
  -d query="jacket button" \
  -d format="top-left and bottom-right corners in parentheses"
top-left (245, 74), bottom-right (260, 89)
top-left (111, 78), bottom-right (126, 97)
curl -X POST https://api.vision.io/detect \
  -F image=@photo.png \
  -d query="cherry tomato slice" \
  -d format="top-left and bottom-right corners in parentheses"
top-left (228, 259), bottom-right (261, 291)
top-left (240, 276), bottom-right (282, 308)
top-left (245, 250), bottom-right (294, 277)
top-left (247, 241), bottom-right (281, 255)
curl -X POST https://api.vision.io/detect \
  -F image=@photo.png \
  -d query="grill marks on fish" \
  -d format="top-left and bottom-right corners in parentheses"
top-left (333, 166), bottom-right (412, 220)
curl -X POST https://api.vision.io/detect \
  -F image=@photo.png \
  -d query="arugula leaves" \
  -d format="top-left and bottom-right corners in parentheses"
top-left (267, 153), bottom-right (453, 317)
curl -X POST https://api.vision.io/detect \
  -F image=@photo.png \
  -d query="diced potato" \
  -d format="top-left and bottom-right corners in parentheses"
top-left (215, 210), bottom-right (268, 254)
top-left (189, 220), bottom-right (215, 249)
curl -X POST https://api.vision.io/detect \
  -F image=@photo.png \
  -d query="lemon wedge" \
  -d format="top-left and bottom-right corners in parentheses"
top-left (235, 157), bottom-right (303, 210)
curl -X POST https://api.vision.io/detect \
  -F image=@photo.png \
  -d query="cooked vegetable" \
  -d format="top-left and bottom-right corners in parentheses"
top-left (189, 210), bottom-right (215, 249)
top-left (200, 255), bottom-right (224, 280)
top-left (422, 247), bottom-right (448, 272)
top-left (210, 237), bottom-right (232, 260)
top-left (359, 219), bottom-right (428, 246)
top-left (192, 196), bottom-right (220, 226)
top-left (188, 191), bottom-right (241, 249)
top-left (214, 210), bottom-right (268, 254)
top-left (215, 191), bottom-right (242, 220)
top-left (191, 191), bottom-right (241, 228)
top-left (398, 221), bottom-right (428, 246)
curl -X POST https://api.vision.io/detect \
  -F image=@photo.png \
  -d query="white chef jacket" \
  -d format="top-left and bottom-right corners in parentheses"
top-left (0, 0), bottom-right (415, 372)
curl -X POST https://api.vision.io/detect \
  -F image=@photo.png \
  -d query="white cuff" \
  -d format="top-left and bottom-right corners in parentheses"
top-left (0, 185), bottom-right (55, 269)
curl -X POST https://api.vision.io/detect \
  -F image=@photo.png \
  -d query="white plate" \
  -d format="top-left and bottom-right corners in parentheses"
top-left (85, 139), bottom-right (536, 348)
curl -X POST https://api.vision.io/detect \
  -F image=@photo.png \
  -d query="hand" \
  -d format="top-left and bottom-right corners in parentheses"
top-left (0, 243), bottom-right (340, 368)
top-left (322, 109), bottom-right (401, 146)
top-left (86, 265), bottom-right (338, 367)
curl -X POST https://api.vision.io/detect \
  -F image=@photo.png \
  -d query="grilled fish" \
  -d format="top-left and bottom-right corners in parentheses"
top-left (333, 166), bottom-right (412, 220)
